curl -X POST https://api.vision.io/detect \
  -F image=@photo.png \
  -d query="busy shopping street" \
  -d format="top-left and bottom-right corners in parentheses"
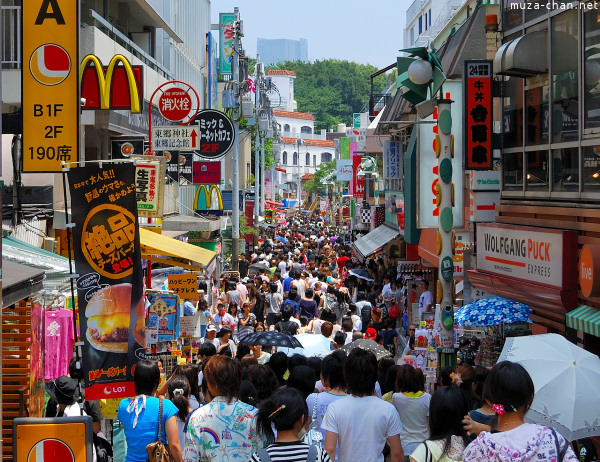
top-left (2, 0), bottom-right (600, 461)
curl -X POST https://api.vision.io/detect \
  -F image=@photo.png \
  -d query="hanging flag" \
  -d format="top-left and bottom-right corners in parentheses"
top-left (67, 162), bottom-right (144, 400)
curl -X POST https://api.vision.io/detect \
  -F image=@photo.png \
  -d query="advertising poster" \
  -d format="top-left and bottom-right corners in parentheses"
top-left (67, 163), bottom-right (145, 400)
top-left (146, 293), bottom-right (180, 342)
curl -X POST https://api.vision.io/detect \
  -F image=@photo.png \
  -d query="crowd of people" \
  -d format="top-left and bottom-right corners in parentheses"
top-left (48, 220), bottom-right (592, 462)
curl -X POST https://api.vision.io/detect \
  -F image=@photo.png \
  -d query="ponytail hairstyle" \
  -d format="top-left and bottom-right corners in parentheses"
top-left (167, 375), bottom-right (191, 421)
top-left (256, 387), bottom-right (308, 443)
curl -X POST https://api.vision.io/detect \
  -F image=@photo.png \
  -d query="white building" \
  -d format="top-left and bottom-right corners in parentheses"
top-left (266, 70), bottom-right (297, 112)
top-left (404, 0), bottom-right (469, 48)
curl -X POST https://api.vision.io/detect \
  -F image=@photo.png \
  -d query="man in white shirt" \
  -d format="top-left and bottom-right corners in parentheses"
top-left (418, 280), bottom-right (434, 320)
top-left (234, 277), bottom-right (247, 303)
top-left (322, 349), bottom-right (403, 462)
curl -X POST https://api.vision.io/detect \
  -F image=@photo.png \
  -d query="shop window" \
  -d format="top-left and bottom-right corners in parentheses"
top-left (551, 10), bottom-right (578, 143)
top-left (313, 155), bottom-right (317, 166)
top-left (503, 152), bottom-right (523, 191)
top-left (301, 126), bottom-right (312, 134)
top-left (525, 150), bottom-right (549, 191)
top-left (525, 84), bottom-right (549, 146)
top-left (502, 76), bottom-right (524, 148)
top-left (551, 147), bottom-right (579, 192)
top-left (306, 152), bottom-right (310, 166)
top-left (419, 16), bottom-right (422, 34)
top-left (584, 11), bottom-right (600, 131)
top-left (502, 0), bottom-right (522, 31)
top-left (321, 152), bottom-right (332, 163)
top-left (582, 146), bottom-right (600, 191)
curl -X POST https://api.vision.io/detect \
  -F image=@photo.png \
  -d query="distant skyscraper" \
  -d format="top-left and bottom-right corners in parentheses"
top-left (257, 38), bottom-right (308, 66)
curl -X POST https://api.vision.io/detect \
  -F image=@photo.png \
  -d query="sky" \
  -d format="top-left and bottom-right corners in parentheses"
top-left (210, 0), bottom-right (413, 69)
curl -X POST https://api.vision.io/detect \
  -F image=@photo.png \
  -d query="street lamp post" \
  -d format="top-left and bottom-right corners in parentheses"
top-left (297, 138), bottom-right (303, 211)
top-left (358, 156), bottom-right (379, 230)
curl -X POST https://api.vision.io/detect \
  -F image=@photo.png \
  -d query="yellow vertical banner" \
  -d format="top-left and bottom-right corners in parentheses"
top-left (22, 0), bottom-right (79, 172)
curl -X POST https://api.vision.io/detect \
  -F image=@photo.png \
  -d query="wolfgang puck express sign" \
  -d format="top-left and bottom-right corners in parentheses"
top-left (68, 163), bottom-right (145, 400)
top-left (476, 223), bottom-right (577, 289)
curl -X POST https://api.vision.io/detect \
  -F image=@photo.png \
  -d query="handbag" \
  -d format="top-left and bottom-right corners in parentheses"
top-left (146, 398), bottom-right (174, 462)
top-left (302, 394), bottom-right (323, 448)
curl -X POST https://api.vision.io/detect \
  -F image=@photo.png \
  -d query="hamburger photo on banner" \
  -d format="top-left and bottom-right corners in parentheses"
top-left (85, 283), bottom-right (146, 353)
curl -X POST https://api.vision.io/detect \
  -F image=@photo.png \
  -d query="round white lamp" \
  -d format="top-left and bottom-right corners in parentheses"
top-left (408, 59), bottom-right (433, 85)
top-left (585, 59), bottom-right (600, 86)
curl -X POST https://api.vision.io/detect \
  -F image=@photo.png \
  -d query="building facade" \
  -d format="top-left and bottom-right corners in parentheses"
top-left (257, 38), bottom-right (308, 66)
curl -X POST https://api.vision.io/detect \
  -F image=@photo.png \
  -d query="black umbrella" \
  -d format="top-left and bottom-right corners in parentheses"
top-left (340, 338), bottom-right (392, 361)
top-left (349, 269), bottom-right (375, 282)
top-left (249, 262), bottom-right (270, 271)
top-left (242, 331), bottom-right (303, 349)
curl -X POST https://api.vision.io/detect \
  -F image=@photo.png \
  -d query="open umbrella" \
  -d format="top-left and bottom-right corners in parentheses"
top-left (349, 269), bottom-right (374, 282)
top-left (454, 297), bottom-right (531, 326)
top-left (341, 338), bottom-right (392, 361)
top-left (498, 333), bottom-right (600, 441)
top-left (249, 262), bottom-right (270, 272)
top-left (242, 331), bottom-right (303, 349)
top-left (278, 333), bottom-right (333, 358)
top-left (274, 236), bottom-right (288, 244)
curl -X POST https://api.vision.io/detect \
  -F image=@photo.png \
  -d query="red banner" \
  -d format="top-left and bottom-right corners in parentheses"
top-left (193, 161), bottom-right (221, 184)
top-left (352, 155), bottom-right (364, 198)
top-left (464, 60), bottom-right (493, 170)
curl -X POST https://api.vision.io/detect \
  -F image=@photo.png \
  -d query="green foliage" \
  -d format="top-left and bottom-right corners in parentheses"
top-left (268, 59), bottom-right (388, 131)
top-left (303, 160), bottom-right (336, 193)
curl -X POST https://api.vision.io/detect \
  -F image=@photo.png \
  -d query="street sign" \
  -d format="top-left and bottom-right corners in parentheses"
top-left (159, 87), bottom-right (193, 122)
top-left (194, 109), bottom-right (235, 159)
top-left (151, 125), bottom-right (199, 151)
top-left (22, 0), bottom-right (79, 172)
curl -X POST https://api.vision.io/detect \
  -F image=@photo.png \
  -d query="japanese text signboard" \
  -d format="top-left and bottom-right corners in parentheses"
top-left (159, 87), bottom-right (193, 122)
top-left (168, 274), bottom-right (198, 299)
top-left (22, 0), bottom-right (79, 172)
top-left (146, 293), bottom-right (180, 342)
top-left (151, 125), bottom-right (199, 152)
top-left (464, 60), bottom-right (493, 170)
top-left (219, 13), bottom-right (235, 75)
top-left (131, 155), bottom-right (166, 218)
top-left (352, 154), bottom-right (364, 199)
top-left (67, 163), bottom-right (145, 400)
top-left (383, 140), bottom-right (403, 179)
top-left (193, 161), bottom-right (221, 184)
top-left (194, 109), bottom-right (235, 159)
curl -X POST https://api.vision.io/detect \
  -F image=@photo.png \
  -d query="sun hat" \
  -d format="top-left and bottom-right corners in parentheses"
top-left (46, 376), bottom-right (77, 405)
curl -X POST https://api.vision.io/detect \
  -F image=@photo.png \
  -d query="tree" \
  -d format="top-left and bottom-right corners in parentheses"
top-left (268, 59), bottom-right (389, 131)
top-left (303, 160), bottom-right (336, 194)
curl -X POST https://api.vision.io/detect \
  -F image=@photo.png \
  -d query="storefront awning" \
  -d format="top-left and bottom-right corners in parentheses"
top-left (566, 305), bottom-right (600, 337)
top-left (2, 259), bottom-right (45, 307)
top-left (265, 200), bottom-right (284, 207)
top-left (139, 228), bottom-right (216, 272)
top-left (352, 224), bottom-right (400, 261)
top-left (161, 214), bottom-right (223, 233)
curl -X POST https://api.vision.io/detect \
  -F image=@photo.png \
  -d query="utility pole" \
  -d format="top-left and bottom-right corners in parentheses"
top-left (231, 7), bottom-right (241, 271)
top-left (253, 57), bottom-right (261, 228)
top-left (260, 131), bottom-right (266, 215)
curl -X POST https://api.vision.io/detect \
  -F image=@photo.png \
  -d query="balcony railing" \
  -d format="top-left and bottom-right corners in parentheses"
top-left (2, 6), bottom-right (21, 69)
top-left (370, 92), bottom-right (392, 118)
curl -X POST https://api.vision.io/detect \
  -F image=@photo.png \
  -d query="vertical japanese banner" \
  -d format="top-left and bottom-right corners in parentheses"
top-left (383, 140), bottom-right (403, 179)
top-left (67, 163), bottom-right (145, 400)
top-left (339, 137), bottom-right (350, 160)
top-left (352, 154), bottom-right (364, 199)
top-left (464, 60), bottom-right (493, 170)
top-left (219, 13), bottom-right (235, 75)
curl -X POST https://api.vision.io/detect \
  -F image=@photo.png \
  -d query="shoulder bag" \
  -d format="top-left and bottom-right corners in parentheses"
top-left (146, 398), bottom-right (174, 462)
top-left (302, 394), bottom-right (324, 448)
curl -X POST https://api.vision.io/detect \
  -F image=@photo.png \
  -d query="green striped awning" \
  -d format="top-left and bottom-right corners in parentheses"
top-left (566, 305), bottom-right (600, 337)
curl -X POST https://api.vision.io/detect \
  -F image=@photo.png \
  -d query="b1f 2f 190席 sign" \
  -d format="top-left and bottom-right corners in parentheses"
top-left (22, 0), bottom-right (79, 172)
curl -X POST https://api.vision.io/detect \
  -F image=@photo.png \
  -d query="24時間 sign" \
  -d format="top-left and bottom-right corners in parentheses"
top-left (464, 60), bottom-right (493, 170)
top-left (22, 0), bottom-right (79, 172)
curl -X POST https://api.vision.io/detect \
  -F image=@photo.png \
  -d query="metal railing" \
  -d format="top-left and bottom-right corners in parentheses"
top-left (370, 92), bottom-right (392, 117)
top-left (88, 9), bottom-right (172, 79)
top-left (2, 6), bottom-right (21, 69)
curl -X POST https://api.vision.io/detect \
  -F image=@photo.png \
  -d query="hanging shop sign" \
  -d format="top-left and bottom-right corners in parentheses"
top-left (476, 223), bottom-right (578, 289)
top-left (219, 13), bottom-right (235, 75)
top-left (194, 109), bottom-right (235, 159)
top-left (159, 87), bottom-right (193, 122)
top-left (383, 140), bottom-right (403, 180)
top-left (111, 136), bottom-right (145, 160)
top-left (352, 154), bottom-right (364, 199)
top-left (22, 0), bottom-right (79, 172)
top-left (469, 190), bottom-right (499, 223)
top-left (417, 81), bottom-right (463, 228)
top-left (464, 60), bottom-right (493, 170)
top-left (193, 161), bottom-right (221, 184)
top-left (194, 184), bottom-right (224, 213)
top-left (67, 163), bottom-right (145, 400)
top-left (131, 155), bottom-right (166, 218)
top-left (146, 293), bottom-right (180, 342)
top-left (340, 137), bottom-right (350, 160)
top-left (336, 159), bottom-right (353, 181)
top-left (151, 125), bottom-right (199, 152)
top-left (579, 244), bottom-right (600, 297)
top-left (80, 54), bottom-right (142, 112)
top-left (168, 273), bottom-right (198, 300)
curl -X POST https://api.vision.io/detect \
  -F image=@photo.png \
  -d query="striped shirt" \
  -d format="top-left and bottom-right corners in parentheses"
top-left (250, 442), bottom-right (331, 462)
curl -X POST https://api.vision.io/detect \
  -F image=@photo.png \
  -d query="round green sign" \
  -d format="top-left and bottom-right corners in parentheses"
top-left (440, 207), bottom-right (453, 232)
top-left (439, 158), bottom-right (452, 183)
top-left (441, 256), bottom-right (454, 281)
top-left (438, 109), bottom-right (452, 135)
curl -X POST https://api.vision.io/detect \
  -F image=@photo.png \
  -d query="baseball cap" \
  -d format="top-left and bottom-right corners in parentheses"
top-left (206, 324), bottom-right (217, 333)
top-left (365, 328), bottom-right (377, 340)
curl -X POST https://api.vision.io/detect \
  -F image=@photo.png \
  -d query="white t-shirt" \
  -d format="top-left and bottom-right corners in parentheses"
top-left (307, 391), bottom-right (347, 444)
top-left (350, 314), bottom-right (362, 332)
top-left (419, 291), bottom-right (434, 316)
top-left (391, 392), bottom-right (431, 454)
top-left (321, 395), bottom-right (402, 462)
